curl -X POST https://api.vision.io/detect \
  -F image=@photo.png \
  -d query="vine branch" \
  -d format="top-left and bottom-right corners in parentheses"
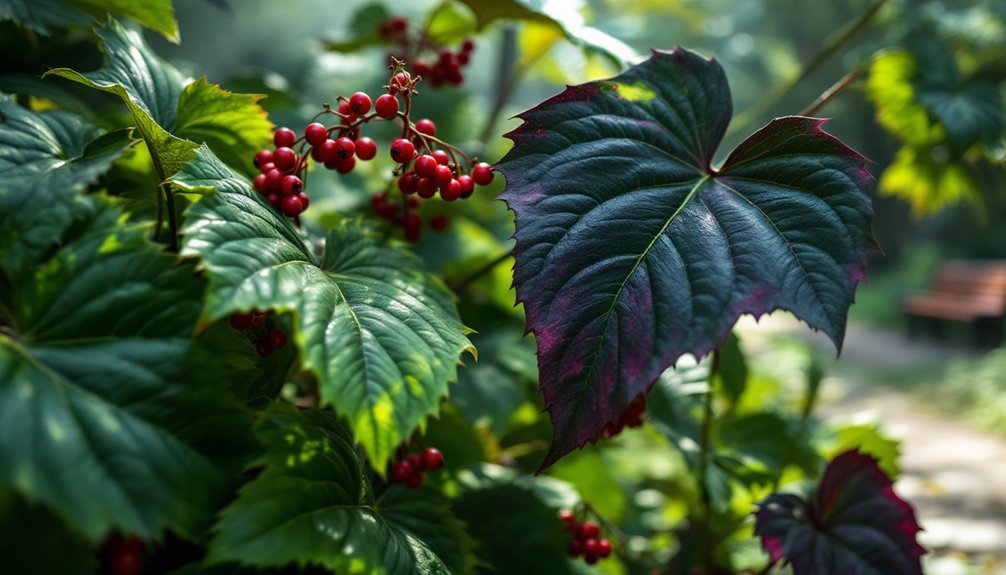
top-left (726, 0), bottom-right (887, 138)
top-left (449, 250), bottom-right (512, 292)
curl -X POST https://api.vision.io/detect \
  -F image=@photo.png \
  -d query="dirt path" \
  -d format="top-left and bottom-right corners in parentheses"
top-left (736, 315), bottom-right (1006, 574)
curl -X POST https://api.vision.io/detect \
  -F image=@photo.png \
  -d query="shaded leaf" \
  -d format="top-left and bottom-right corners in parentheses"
top-left (174, 146), bottom-right (472, 467)
top-left (0, 95), bottom-right (135, 278)
top-left (717, 332), bottom-right (747, 406)
top-left (0, 0), bottom-right (177, 40)
top-left (324, 3), bottom-right (391, 52)
top-left (208, 404), bottom-right (470, 574)
top-left (0, 490), bottom-right (96, 575)
top-left (0, 197), bottom-right (257, 542)
top-left (426, 1), bottom-right (478, 46)
top-left (754, 450), bottom-right (924, 575)
top-left (452, 329), bottom-right (535, 435)
top-left (497, 48), bottom-right (875, 469)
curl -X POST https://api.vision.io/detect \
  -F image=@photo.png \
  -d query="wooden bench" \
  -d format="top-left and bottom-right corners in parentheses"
top-left (902, 260), bottom-right (1006, 345)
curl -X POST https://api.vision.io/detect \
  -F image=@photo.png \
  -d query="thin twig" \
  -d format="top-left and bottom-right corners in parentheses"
top-left (799, 69), bottom-right (860, 117)
top-left (726, 0), bottom-right (887, 138)
top-left (449, 250), bottom-right (512, 292)
top-left (697, 349), bottom-right (721, 573)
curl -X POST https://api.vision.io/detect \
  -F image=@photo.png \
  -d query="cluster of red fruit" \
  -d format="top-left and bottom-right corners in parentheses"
top-left (371, 192), bottom-right (449, 242)
top-left (101, 534), bottom-right (145, 575)
top-left (388, 446), bottom-right (444, 489)
top-left (250, 65), bottom-right (494, 241)
top-left (602, 395), bottom-right (647, 439)
top-left (560, 511), bottom-right (613, 565)
top-left (229, 310), bottom-right (288, 357)
top-left (378, 16), bottom-right (475, 87)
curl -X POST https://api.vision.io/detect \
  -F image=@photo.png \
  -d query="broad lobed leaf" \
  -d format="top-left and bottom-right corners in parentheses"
top-left (208, 404), bottom-right (473, 575)
top-left (754, 450), bottom-right (924, 575)
top-left (0, 0), bottom-right (177, 40)
top-left (174, 146), bottom-right (473, 468)
top-left (496, 48), bottom-right (876, 469)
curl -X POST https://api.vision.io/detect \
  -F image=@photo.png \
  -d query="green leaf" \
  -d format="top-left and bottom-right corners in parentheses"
top-left (717, 333), bottom-right (748, 407)
top-left (826, 423), bottom-right (901, 480)
top-left (0, 96), bottom-right (135, 276)
top-left (456, 0), bottom-right (639, 68)
top-left (452, 329), bottom-right (534, 435)
top-left (324, 3), bottom-right (391, 52)
top-left (878, 144), bottom-right (982, 217)
top-left (0, 490), bottom-right (96, 575)
top-left (174, 146), bottom-right (473, 467)
top-left (209, 404), bottom-right (470, 574)
top-left (454, 482), bottom-right (576, 575)
top-left (497, 48), bottom-right (876, 469)
top-left (426, 1), bottom-right (478, 46)
top-left (48, 19), bottom-right (273, 178)
top-left (0, 197), bottom-right (257, 542)
top-left (47, 18), bottom-right (196, 178)
top-left (174, 77), bottom-right (273, 177)
top-left (0, 0), bottom-right (177, 41)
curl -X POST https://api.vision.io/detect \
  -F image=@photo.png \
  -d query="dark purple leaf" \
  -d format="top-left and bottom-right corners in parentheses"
top-left (495, 48), bottom-right (876, 469)
top-left (754, 450), bottom-right (924, 575)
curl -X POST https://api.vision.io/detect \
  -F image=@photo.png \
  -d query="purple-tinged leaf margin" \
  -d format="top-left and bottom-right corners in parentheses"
top-left (495, 48), bottom-right (877, 470)
top-left (755, 450), bottom-right (924, 575)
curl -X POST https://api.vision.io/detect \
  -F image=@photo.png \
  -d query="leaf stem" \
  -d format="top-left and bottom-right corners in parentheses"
top-left (697, 349), bottom-right (721, 572)
top-left (163, 183), bottom-right (179, 252)
top-left (449, 250), bottom-right (512, 292)
top-left (799, 69), bottom-right (860, 117)
top-left (726, 0), bottom-right (887, 138)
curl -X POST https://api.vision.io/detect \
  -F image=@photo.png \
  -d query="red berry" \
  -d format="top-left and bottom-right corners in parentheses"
top-left (375, 94), bottom-right (399, 119)
top-left (431, 150), bottom-right (449, 165)
top-left (414, 118), bottom-right (436, 136)
top-left (390, 460), bottom-right (413, 483)
top-left (407, 197), bottom-right (421, 208)
top-left (461, 38), bottom-right (475, 52)
top-left (472, 162), bottom-right (493, 186)
top-left (597, 538), bottom-right (612, 558)
top-left (434, 165), bottom-right (453, 188)
top-left (258, 161), bottom-right (275, 174)
top-left (578, 521), bottom-right (600, 540)
top-left (315, 139), bottom-right (339, 164)
top-left (402, 212), bottom-right (421, 229)
top-left (280, 194), bottom-right (303, 217)
top-left (413, 60), bottom-right (431, 77)
top-left (349, 92), bottom-right (372, 115)
top-left (110, 551), bottom-right (144, 575)
top-left (249, 312), bottom-right (267, 329)
top-left (440, 179), bottom-right (461, 201)
top-left (298, 193), bottom-right (310, 210)
top-left (229, 312), bottom-right (253, 330)
top-left (430, 214), bottom-right (448, 232)
top-left (583, 538), bottom-right (599, 560)
top-left (390, 72), bottom-right (411, 94)
top-left (355, 137), bottom-right (377, 160)
top-left (406, 453), bottom-right (423, 471)
top-left (253, 174), bottom-right (268, 194)
top-left (253, 149), bottom-right (273, 169)
top-left (559, 510), bottom-right (575, 524)
top-left (334, 156), bottom-right (356, 174)
top-left (568, 539), bottom-right (583, 557)
top-left (266, 192), bottom-right (281, 206)
top-left (456, 174), bottom-right (474, 198)
top-left (265, 168), bottom-right (284, 190)
top-left (334, 137), bottom-right (355, 159)
top-left (457, 52), bottom-right (470, 65)
top-left (421, 447), bottom-right (444, 471)
top-left (280, 175), bottom-right (302, 195)
top-left (415, 177), bottom-right (437, 199)
top-left (304, 122), bottom-right (328, 146)
top-left (390, 16), bottom-right (407, 33)
top-left (405, 471), bottom-right (423, 489)
top-left (398, 172), bottom-right (418, 194)
top-left (256, 339), bottom-right (275, 357)
top-left (273, 127), bottom-right (296, 148)
top-left (414, 155), bottom-right (437, 178)
top-left (390, 138), bottom-right (415, 163)
top-left (273, 147), bottom-right (297, 171)
top-left (267, 329), bottom-right (287, 349)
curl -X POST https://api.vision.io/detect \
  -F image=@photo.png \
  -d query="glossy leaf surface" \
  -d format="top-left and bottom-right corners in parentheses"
top-left (497, 48), bottom-right (875, 468)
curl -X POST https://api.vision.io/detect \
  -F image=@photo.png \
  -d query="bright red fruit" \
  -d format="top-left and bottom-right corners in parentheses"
top-left (421, 447), bottom-right (444, 471)
top-left (414, 118), bottom-right (436, 136)
top-left (398, 172), bottom-right (418, 194)
top-left (280, 175), bottom-right (302, 195)
top-left (273, 127), bottom-right (296, 148)
top-left (348, 91), bottom-right (372, 115)
top-left (273, 147), bottom-right (297, 171)
top-left (578, 521), bottom-right (600, 540)
top-left (334, 137), bottom-right (355, 159)
top-left (416, 177), bottom-right (437, 199)
top-left (441, 179), bottom-right (461, 201)
top-left (375, 94), bottom-right (399, 119)
top-left (280, 194), bottom-right (303, 217)
top-left (597, 538), bottom-right (612, 558)
top-left (253, 149), bottom-right (273, 169)
top-left (431, 150), bottom-right (449, 165)
top-left (390, 138), bottom-right (415, 163)
top-left (355, 137), bottom-right (377, 160)
top-left (390, 460), bottom-right (413, 483)
top-left (472, 162), bottom-right (493, 186)
top-left (414, 155), bottom-right (437, 178)
top-left (457, 174), bottom-right (474, 198)
top-left (304, 122), bottom-right (328, 146)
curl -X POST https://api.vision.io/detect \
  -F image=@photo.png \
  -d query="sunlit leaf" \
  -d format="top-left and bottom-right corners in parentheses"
top-left (174, 146), bottom-right (473, 467)
top-left (497, 48), bottom-right (876, 469)
top-left (0, 0), bottom-right (178, 41)
top-left (878, 144), bottom-right (982, 217)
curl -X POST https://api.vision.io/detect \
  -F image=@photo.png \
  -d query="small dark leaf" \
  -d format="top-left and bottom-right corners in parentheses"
top-left (754, 450), bottom-right (924, 575)
top-left (496, 48), bottom-right (876, 469)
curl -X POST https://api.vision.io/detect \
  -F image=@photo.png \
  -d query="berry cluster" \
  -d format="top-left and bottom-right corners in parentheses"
top-left (378, 17), bottom-right (475, 88)
top-left (250, 63), bottom-right (494, 241)
top-left (388, 446), bottom-right (444, 489)
top-left (602, 395), bottom-right (647, 439)
top-left (101, 534), bottom-right (145, 575)
top-left (560, 511), bottom-right (613, 565)
top-left (229, 310), bottom-right (289, 357)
